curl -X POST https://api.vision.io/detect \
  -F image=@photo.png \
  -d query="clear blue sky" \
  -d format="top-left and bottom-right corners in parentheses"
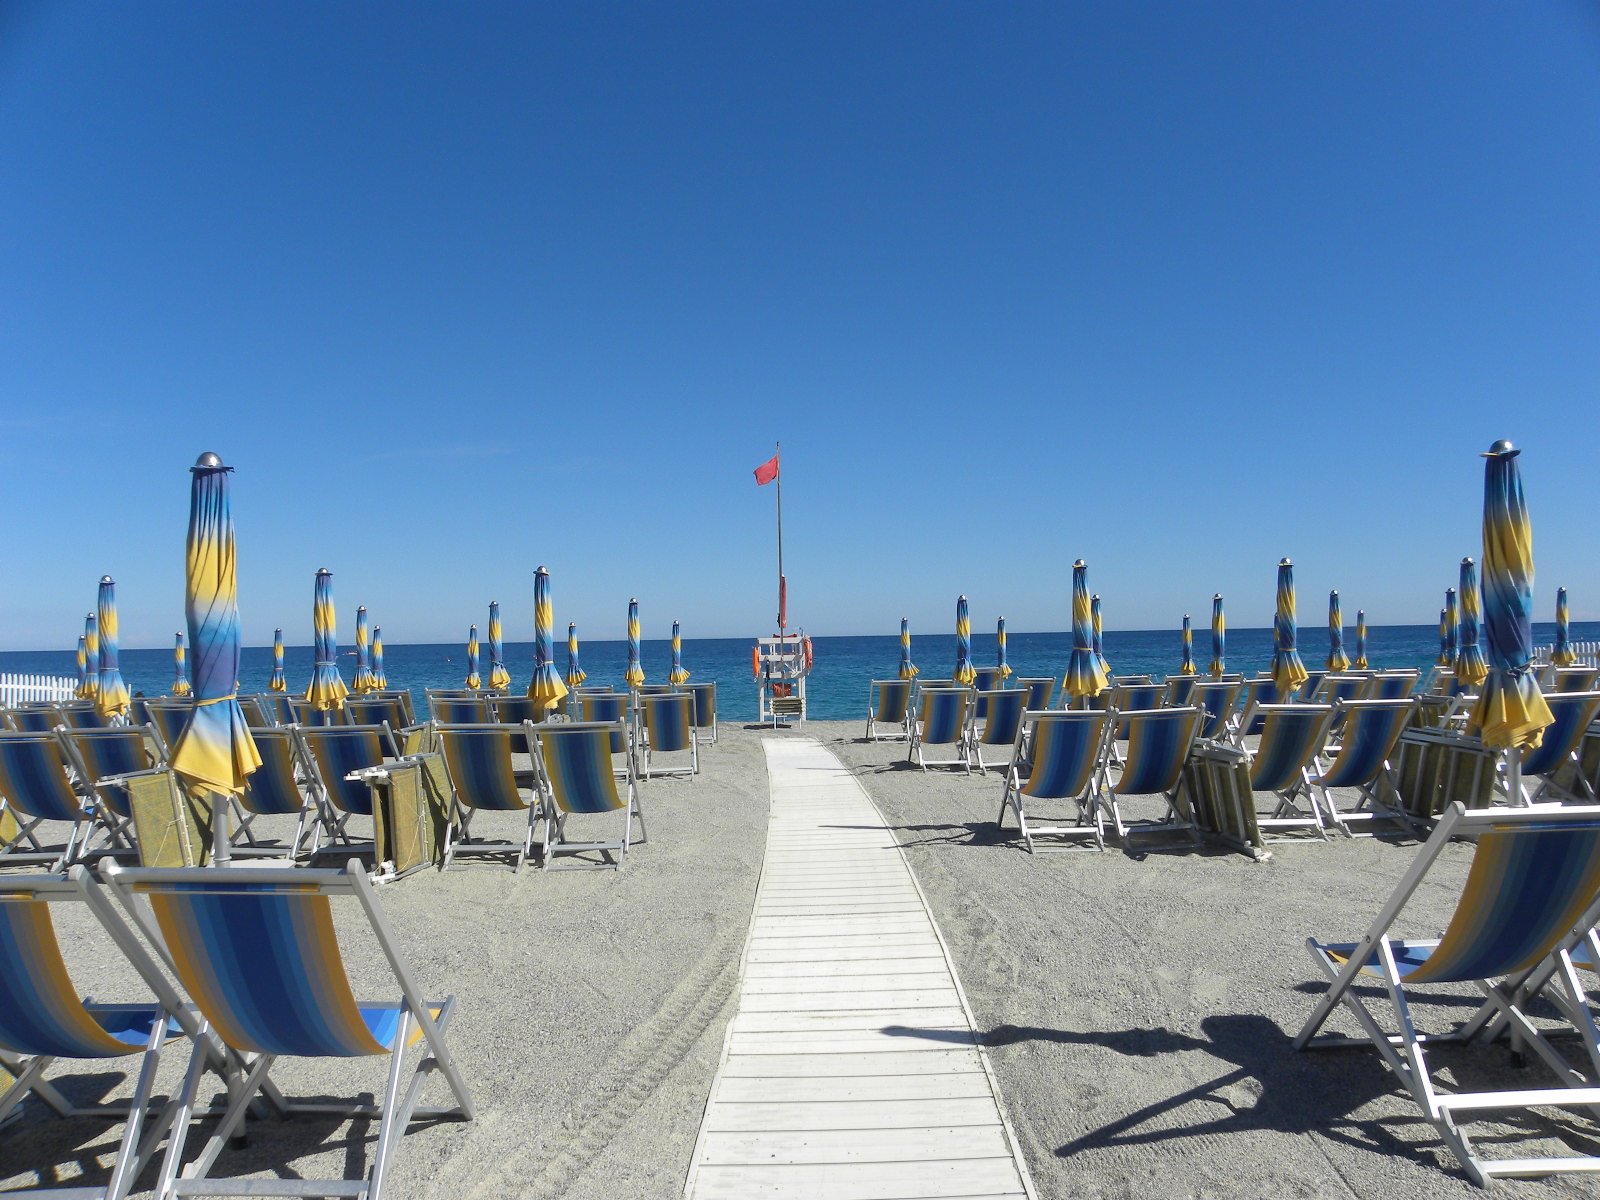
top-left (3, 2), bottom-right (1597, 650)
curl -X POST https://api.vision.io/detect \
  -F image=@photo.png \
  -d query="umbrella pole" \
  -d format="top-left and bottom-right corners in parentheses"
top-left (1505, 747), bottom-right (1524, 807)
top-left (212, 790), bottom-right (231, 865)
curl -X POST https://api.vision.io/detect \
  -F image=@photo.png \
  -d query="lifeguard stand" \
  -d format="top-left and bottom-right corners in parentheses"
top-left (755, 632), bottom-right (809, 727)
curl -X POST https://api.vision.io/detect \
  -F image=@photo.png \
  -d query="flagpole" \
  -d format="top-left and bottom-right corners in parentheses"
top-left (774, 440), bottom-right (784, 637)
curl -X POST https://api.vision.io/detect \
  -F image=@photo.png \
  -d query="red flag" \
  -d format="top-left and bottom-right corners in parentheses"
top-left (753, 454), bottom-right (780, 486)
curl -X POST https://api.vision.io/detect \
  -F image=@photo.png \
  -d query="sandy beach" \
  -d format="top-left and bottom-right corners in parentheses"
top-left (6, 720), bottom-right (1600, 1199)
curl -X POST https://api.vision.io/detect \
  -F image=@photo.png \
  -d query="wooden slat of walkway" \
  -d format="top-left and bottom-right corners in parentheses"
top-left (684, 738), bottom-right (1035, 1200)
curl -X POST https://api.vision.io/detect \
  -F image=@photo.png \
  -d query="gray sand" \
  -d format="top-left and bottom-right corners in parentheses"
top-left (5, 719), bottom-right (1599, 1199)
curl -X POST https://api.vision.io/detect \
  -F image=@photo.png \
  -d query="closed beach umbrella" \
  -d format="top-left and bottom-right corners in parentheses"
top-left (172, 632), bottom-right (192, 697)
top-left (464, 625), bottom-right (482, 691)
top-left (1437, 608), bottom-right (1450, 667)
top-left (1553, 588), bottom-right (1575, 666)
top-left (898, 617), bottom-right (919, 680)
top-left (306, 568), bottom-right (348, 711)
top-left (95, 576), bottom-right (130, 720)
top-left (270, 627), bottom-right (287, 692)
top-left (953, 595), bottom-right (975, 684)
top-left (1209, 594), bottom-right (1226, 678)
top-left (1353, 610), bottom-right (1369, 671)
top-left (1179, 614), bottom-right (1196, 676)
top-left (1455, 558), bottom-right (1488, 688)
top-left (996, 617), bottom-right (1013, 680)
top-left (1443, 588), bottom-right (1459, 666)
top-left (625, 598), bottom-right (645, 688)
top-left (488, 601), bottom-right (511, 691)
top-left (1065, 561), bottom-right (1109, 702)
top-left (1326, 591), bottom-right (1350, 672)
top-left (1469, 440), bottom-right (1553, 762)
top-left (352, 606), bottom-right (376, 694)
top-left (529, 566), bottom-right (569, 712)
top-left (669, 620), bottom-right (690, 684)
top-left (170, 452), bottom-right (261, 795)
top-left (74, 635), bottom-right (88, 697)
top-left (82, 613), bottom-right (99, 700)
top-left (566, 623), bottom-right (587, 688)
top-left (1270, 558), bottom-right (1309, 697)
top-left (371, 625), bottom-right (387, 689)
top-left (1091, 594), bottom-right (1111, 679)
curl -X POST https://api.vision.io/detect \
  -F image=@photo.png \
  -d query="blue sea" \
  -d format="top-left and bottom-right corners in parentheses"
top-left (5, 622), bottom-right (1596, 723)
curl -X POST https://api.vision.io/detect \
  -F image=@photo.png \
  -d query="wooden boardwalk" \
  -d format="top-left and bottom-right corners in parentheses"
top-left (684, 737), bottom-right (1035, 1200)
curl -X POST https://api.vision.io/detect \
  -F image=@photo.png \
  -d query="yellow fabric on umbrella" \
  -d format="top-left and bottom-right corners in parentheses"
top-left (1269, 558), bottom-right (1310, 697)
top-left (305, 568), bottom-right (349, 712)
top-left (529, 566), bottom-right (570, 712)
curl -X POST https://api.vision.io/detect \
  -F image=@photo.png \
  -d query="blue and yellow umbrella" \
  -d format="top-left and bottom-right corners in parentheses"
top-left (82, 613), bottom-right (99, 700)
top-left (1209, 594), bottom-right (1226, 678)
top-left (625, 598), bottom-right (645, 689)
top-left (306, 568), bottom-right (349, 711)
top-left (1455, 558), bottom-right (1488, 688)
top-left (170, 453), bottom-right (261, 795)
top-left (95, 576), bottom-right (130, 720)
top-left (74, 635), bottom-right (88, 697)
top-left (172, 632), bottom-right (192, 697)
top-left (270, 627), bottom-right (287, 692)
top-left (669, 620), bottom-right (691, 684)
top-left (1437, 608), bottom-right (1449, 666)
top-left (1179, 614), bottom-right (1196, 676)
top-left (529, 566), bottom-right (569, 712)
top-left (898, 617), bottom-right (918, 680)
top-left (1443, 587), bottom-right (1459, 666)
top-left (1091, 594), bottom-right (1111, 679)
top-left (566, 623), bottom-right (587, 688)
top-left (995, 617), bottom-right (1012, 679)
top-left (1469, 440), bottom-right (1552, 753)
top-left (1326, 591), bottom-right (1350, 672)
top-left (1270, 558), bottom-right (1309, 697)
top-left (953, 595), bottom-right (975, 684)
top-left (371, 625), bottom-right (387, 689)
top-left (1553, 587), bottom-right (1575, 666)
top-left (488, 601), bottom-right (511, 692)
top-left (1065, 562), bottom-right (1109, 701)
top-left (352, 606), bottom-right (377, 694)
top-left (1353, 610), bottom-right (1369, 671)
top-left (465, 625), bottom-right (482, 690)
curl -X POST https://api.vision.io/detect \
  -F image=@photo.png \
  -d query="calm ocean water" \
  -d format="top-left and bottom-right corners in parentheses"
top-left (5, 622), bottom-right (1595, 723)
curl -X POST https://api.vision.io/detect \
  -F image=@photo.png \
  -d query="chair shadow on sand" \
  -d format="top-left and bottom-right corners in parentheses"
top-left (881, 1012), bottom-right (1600, 1177)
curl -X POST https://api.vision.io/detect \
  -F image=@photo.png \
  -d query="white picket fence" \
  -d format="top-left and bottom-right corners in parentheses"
top-left (0, 673), bottom-right (78, 705)
top-left (1533, 641), bottom-right (1600, 667)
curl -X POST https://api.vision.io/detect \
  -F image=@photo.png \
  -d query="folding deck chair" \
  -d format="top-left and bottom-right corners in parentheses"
top-left (235, 696), bottom-right (271, 727)
top-left (637, 692), bottom-right (698, 780)
top-left (426, 691), bottom-right (489, 725)
top-left (1307, 673), bottom-right (1366, 710)
top-left (57, 724), bottom-right (166, 851)
top-left (0, 730), bottom-right (101, 868)
top-left (1018, 677), bottom-right (1055, 711)
top-left (866, 679), bottom-right (913, 743)
top-left (287, 697), bottom-right (352, 728)
top-left (1191, 679), bottom-right (1243, 741)
top-left (1545, 667), bottom-right (1600, 694)
top-left (907, 686), bottom-right (973, 773)
top-left (1368, 670), bottom-right (1420, 700)
top-left (1236, 676), bottom-right (1285, 735)
top-left (294, 723), bottom-right (401, 850)
top-left (1215, 702), bottom-right (1337, 840)
top-left (257, 693), bottom-right (295, 727)
top-left (1102, 707), bottom-right (1203, 844)
top-left (530, 722), bottom-right (645, 870)
top-left (347, 695), bottom-right (415, 738)
top-left (101, 859), bottom-right (474, 1199)
top-left (232, 725), bottom-right (320, 858)
top-left (5, 704), bottom-right (68, 734)
top-left (434, 724), bottom-right (542, 870)
top-left (688, 682), bottom-right (718, 746)
top-left (1308, 698), bottom-right (1419, 836)
top-left (140, 700), bottom-right (193, 749)
top-left (972, 689), bottom-right (1027, 774)
top-left (486, 696), bottom-right (543, 753)
top-left (1294, 802), bottom-right (1600, 1185)
top-left (1297, 670), bottom-right (1326, 703)
top-left (997, 709), bottom-right (1110, 852)
top-left (1517, 691), bottom-right (1600, 804)
top-left (971, 668), bottom-right (1005, 719)
top-left (577, 691), bottom-right (634, 775)
top-left (1164, 675), bottom-right (1200, 707)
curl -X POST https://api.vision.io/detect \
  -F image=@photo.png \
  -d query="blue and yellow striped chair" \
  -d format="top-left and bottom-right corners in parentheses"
top-left (1101, 707), bottom-right (1203, 844)
top-left (257, 693), bottom-right (295, 727)
top-left (141, 699), bottom-right (194, 750)
top-left (971, 668), bottom-right (1004, 719)
top-left (639, 692), bottom-right (698, 780)
top-left (1163, 675), bottom-right (1200, 708)
top-left (435, 724), bottom-right (542, 871)
top-left (101, 859), bottom-right (475, 1199)
top-left (1306, 698), bottom-right (1418, 836)
top-left (907, 687), bottom-right (973, 773)
top-left (1018, 677), bottom-right (1055, 712)
top-left (1190, 679), bottom-right (1243, 741)
top-left (57, 725), bottom-right (164, 850)
top-left (426, 690), bottom-right (489, 726)
top-left (689, 681), bottom-right (718, 745)
top-left (1295, 802), bottom-right (1600, 1185)
top-left (287, 696), bottom-right (351, 729)
top-left (1520, 691), bottom-right (1600, 804)
top-left (577, 691), bottom-right (634, 769)
top-left (0, 730), bottom-right (98, 868)
top-left (866, 680), bottom-right (913, 743)
top-left (531, 722), bottom-right (644, 870)
top-left (5, 704), bottom-right (66, 734)
top-left (1364, 670), bottom-right (1419, 700)
top-left (998, 710), bottom-right (1110, 852)
top-left (1237, 676), bottom-right (1284, 735)
top-left (236, 725), bottom-right (319, 858)
top-left (486, 696), bottom-right (543, 754)
top-left (0, 867), bottom-right (205, 1200)
top-left (294, 724), bottom-right (400, 847)
top-left (973, 689), bottom-right (1028, 775)
top-left (1233, 703), bottom-right (1338, 840)
top-left (54, 704), bottom-right (110, 731)
top-left (1306, 672), bottom-right (1365, 708)
top-left (347, 695), bottom-right (414, 740)
top-left (1545, 666), bottom-right (1600, 694)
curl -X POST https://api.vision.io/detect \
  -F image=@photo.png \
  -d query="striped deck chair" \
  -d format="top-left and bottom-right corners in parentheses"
top-left (1295, 803), bottom-right (1600, 1185)
top-left (866, 679), bottom-right (913, 743)
top-left (972, 668), bottom-right (1004, 719)
top-left (1235, 676), bottom-right (1285, 736)
top-left (1190, 679), bottom-right (1243, 741)
top-left (1545, 666), bottom-right (1600, 694)
top-left (639, 692), bottom-right (698, 780)
top-left (288, 697), bottom-right (352, 728)
top-left (689, 681), bottom-right (718, 745)
top-left (973, 689), bottom-right (1027, 774)
top-left (258, 693), bottom-right (295, 727)
top-left (236, 696), bottom-right (271, 727)
top-left (367, 690), bottom-right (418, 725)
top-left (486, 695), bottom-right (542, 755)
top-left (577, 691), bottom-right (634, 773)
top-left (997, 710), bottom-right (1110, 852)
top-left (434, 724), bottom-right (542, 870)
top-left (6, 704), bottom-right (65, 733)
top-left (57, 725), bottom-right (165, 849)
top-left (1307, 673), bottom-right (1365, 708)
top-left (0, 868), bottom-right (214, 1200)
top-left (1164, 675), bottom-right (1200, 707)
top-left (1183, 741), bottom-right (1268, 860)
top-left (1112, 675), bottom-right (1152, 686)
top-left (1102, 707), bottom-right (1203, 844)
top-left (101, 860), bottom-right (474, 1199)
top-left (236, 726), bottom-right (319, 858)
top-left (54, 703), bottom-right (110, 731)
top-left (0, 731), bottom-right (98, 868)
top-left (1367, 669), bottom-right (1420, 700)
top-left (1110, 682), bottom-right (1163, 731)
top-left (531, 722), bottom-right (645, 870)
top-left (1519, 691), bottom-right (1600, 804)
top-left (294, 723), bottom-right (400, 847)
top-left (142, 700), bottom-right (194, 749)
top-left (1234, 703), bottom-right (1337, 840)
top-left (427, 693), bottom-right (489, 725)
top-left (1309, 699), bottom-right (1418, 836)
top-left (347, 695), bottom-right (414, 739)
top-left (1296, 670), bottom-right (1326, 704)
top-left (1018, 677), bottom-right (1055, 711)
top-left (907, 687), bottom-right (973, 773)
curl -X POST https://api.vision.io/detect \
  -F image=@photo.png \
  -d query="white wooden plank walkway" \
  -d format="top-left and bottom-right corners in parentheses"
top-left (684, 737), bottom-right (1035, 1200)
